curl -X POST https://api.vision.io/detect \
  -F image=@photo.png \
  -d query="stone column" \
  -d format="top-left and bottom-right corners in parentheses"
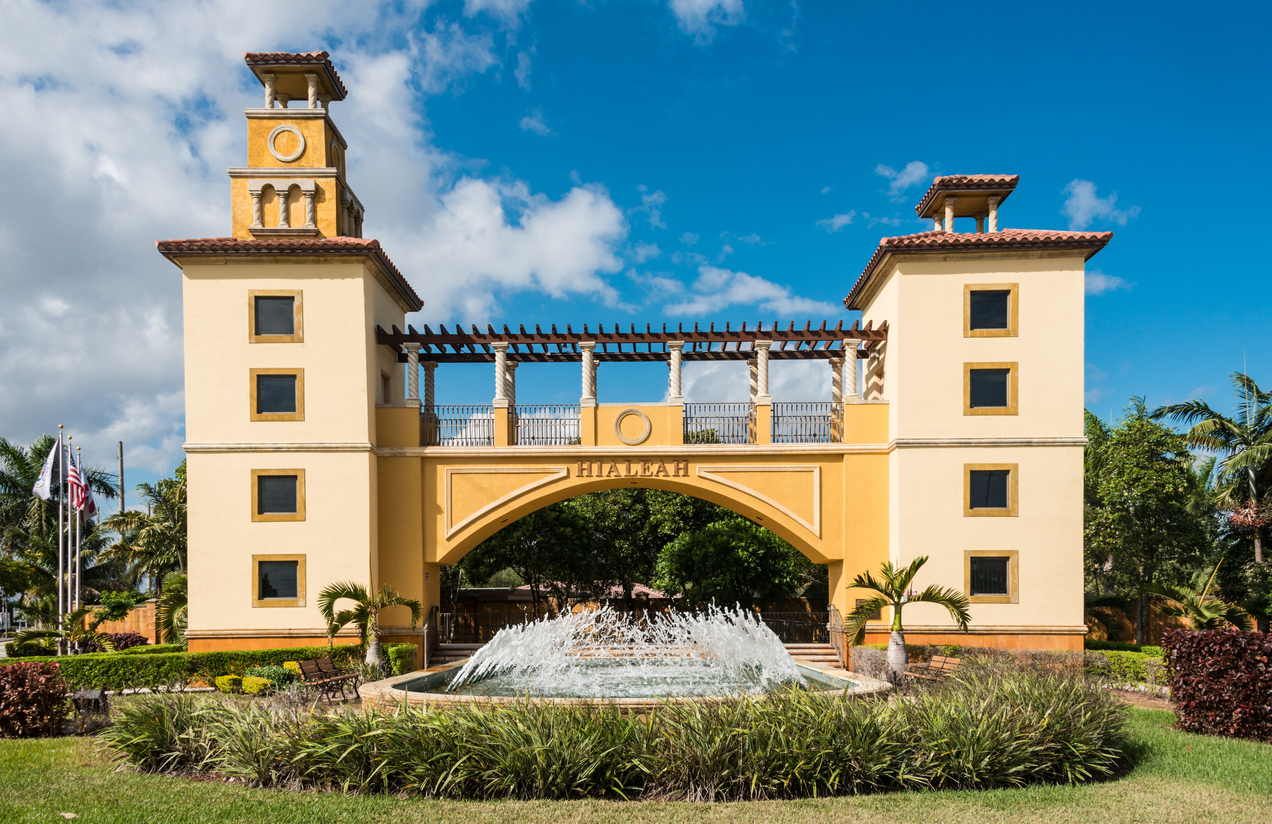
top-left (933, 217), bottom-right (943, 232)
top-left (748, 356), bottom-right (759, 404)
top-left (262, 73), bottom-right (276, 108)
top-left (943, 197), bottom-right (957, 233)
top-left (250, 190), bottom-right (263, 228)
top-left (667, 341), bottom-right (684, 403)
top-left (305, 73), bottom-right (319, 109)
top-left (354, 209), bottom-right (363, 239)
top-left (975, 213), bottom-right (985, 234)
top-left (830, 356), bottom-right (844, 404)
top-left (755, 341), bottom-right (772, 403)
top-left (404, 343), bottom-right (421, 407)
top-left (580, 342), bottom-right (596, 405)
top-left (492, 343), bottom-right (509, 406)
top-left (319, 94), bottom-right (331, 110)
top-left (422, 362), bottom-right (436, 410)
top-left (843, 340), bottom-right (861, 400)
top-left (988, 196), bottom-right (1000, 232)
top-left (276, 187), bottom-right (291, 228)
top-left (277, 94), bottom-right (290, 109)
top-left (341, 191), bottom-right (351, 237)
top-left (304, 190), bottom-right (316, 229)
top-left (506, 360), bottom-right (518, 408)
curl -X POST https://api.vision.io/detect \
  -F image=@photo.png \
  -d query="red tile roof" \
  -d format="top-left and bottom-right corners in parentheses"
top-left (156, 236), bottom-right (422, 311)
top-left (242, 51), bottom-right (348, 100)
top-left (914, 174), bottom-right (1019, 218)
top-left (843, 228), bottom-right (1113, 310)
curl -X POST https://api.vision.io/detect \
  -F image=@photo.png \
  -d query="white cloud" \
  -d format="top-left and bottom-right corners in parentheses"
top-left (1063, 180), bottom-right (1141, 230)
top-left (0, 1), bottom-right (629, 479)
top-left (631, 242), bottom-right (662, 262)
top-left (735, 233), bottom-right (763, 244)
top-left (816, 211), bottom-right (855, 232)
top-left (875, 161), bottom-right (930, 200)
top-left (820, 186), bottom-right (832, 195)
top-left (1084, 270), bottom-right (1132, 295)
top-left (628, 269), bottom-right (685, 302)
top-left (679, 232), bottom-right (699, 245)
top-left (519, 107), bottom-right (553, 135)
top-left (669, 0), bottom-right (745, 42)
top-left (664, 266), bottom-right (838, 316)
top-left (634, 185), bottom-right (667, 229)
top-left (680, 358), bottom-right (833, 403)
top-left (464, 0), bottom-right (534, 26)
top-left (515, 49), bottom-right (533, 89)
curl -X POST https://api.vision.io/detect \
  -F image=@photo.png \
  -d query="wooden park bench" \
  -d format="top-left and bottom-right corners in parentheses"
top-left (297, 658), bottom-right (360, 702)
top-left (904, 655), bottom-right (961, 682)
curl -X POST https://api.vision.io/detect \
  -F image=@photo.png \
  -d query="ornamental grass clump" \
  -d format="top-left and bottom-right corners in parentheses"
top-left (103, 663), bottom-right (1129, 800)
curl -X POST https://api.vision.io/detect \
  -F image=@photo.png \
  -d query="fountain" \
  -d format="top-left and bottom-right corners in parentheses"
top-left (359, 606), bottom-right (892, 709)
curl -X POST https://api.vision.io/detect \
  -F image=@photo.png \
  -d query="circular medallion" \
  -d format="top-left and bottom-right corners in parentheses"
top-left (267, 124), bottom-right (306, 163)
top-left (614, 408), bottom-right (652, 445)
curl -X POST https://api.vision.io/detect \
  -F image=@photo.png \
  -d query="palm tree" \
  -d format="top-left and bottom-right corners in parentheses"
top-left (317, 581), bottom-right (422, 670)
top-left (156, 573), bottom-right (188, 645)
top-left (13, 605), bottom-right (117, 653)
top-left (1, 435), bottom-right (118, 540)
top-left (843, 555), bottom-right (971, 683)
top-left (1154, 373), bottom-right (1272, 564)
top-left (1143, 557), bottom-right (1253, 631)
top-left (100, 462), bottom-right (187, 591)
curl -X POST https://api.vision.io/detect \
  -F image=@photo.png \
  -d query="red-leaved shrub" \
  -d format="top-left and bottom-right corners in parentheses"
top-left (0, 661), bottom-right (69, 738)
top-left (86, 632), bottom-right (149, 653)
top-left (1162, 629), bottom-right (1272, 742)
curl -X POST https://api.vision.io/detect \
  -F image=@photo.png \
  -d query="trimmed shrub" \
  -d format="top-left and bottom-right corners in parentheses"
top-left (103, 663), bottom-right (1128, 799)
top-left (120, 643), bottom-right (185, 655)
top-left (241, 676), bottom-right (273, 695)
top-left (1163, 629), bottom-right (1272, 742)
top-left (6, 640), bottom-right (54, 658)
top-left (244, 665), bottom-right (298, 687)
top-left (0, 643), bottom-right (414, 692)
top-left (1085, 639), bottom-right (1165, 656)
top-left (1083, 650), bottom-right (1168, 688)
top-left (283, 661), bottom-right (301, 676)
top-left (0, 662), bottom-right (69, 738)
top-left (215, 675), bottom-right (243, 694)
top-left (387, 644), bottom-right (417, 676)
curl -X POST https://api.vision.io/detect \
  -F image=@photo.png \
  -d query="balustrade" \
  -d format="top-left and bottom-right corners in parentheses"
top-left (514, 404), bottom-right (581, 445)
top-left (423, 405), bottom-right (494, 446)
top-left (683, 402), bottom-right (755, 444)
top-left (772, 401), bottom-right (843, 444)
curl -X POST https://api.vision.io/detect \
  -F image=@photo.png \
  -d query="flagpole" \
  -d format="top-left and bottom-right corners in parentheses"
top-left (76, 446), bottom-right (84, 612)
top-left (57, 426), bottom-right (64, 639)
top-left (65, 434), bottom-right (72, 623)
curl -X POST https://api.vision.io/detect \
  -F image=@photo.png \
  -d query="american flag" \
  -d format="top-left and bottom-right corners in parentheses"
top-left (66, 452), bottom-right (96, 518)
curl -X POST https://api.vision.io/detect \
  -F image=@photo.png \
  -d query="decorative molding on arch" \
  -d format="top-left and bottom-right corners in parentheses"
top-left (695, 465), bottom-right (821, 537)
top-left (444, 466), bottom-right (569, 539)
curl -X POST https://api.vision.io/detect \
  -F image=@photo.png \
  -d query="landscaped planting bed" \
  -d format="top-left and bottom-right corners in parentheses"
top-left (100, 661), bottom-right (1128, 800)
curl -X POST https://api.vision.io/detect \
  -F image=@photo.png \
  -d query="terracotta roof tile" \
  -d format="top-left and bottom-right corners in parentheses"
top-left (156, 236), bottom-right (422, 311)
top-left (843, 228), bottom-right (1113, 310)
top-left (914, 174), bottom-right (1019, 217)
top-left (242, 51), bottom-right (348, 99)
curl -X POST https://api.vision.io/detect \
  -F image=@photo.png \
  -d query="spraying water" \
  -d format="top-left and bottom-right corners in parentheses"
top-left (446, 605), bottom-right (806, 698)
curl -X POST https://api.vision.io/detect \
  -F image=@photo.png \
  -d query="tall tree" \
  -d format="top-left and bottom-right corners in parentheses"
top-left (100, 461), bottom-right (188, 591)
top-left (653, 516), bottom-right (811, 610)
top-left (1087, 398), bottom-right (1210, 644)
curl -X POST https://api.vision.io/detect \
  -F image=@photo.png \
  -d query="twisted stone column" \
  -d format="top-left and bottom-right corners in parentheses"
top-left (262, 73), bottom-right (276, 108)
top-left (250, 191), bottom-right (263, 228)
top-left (404, 343), bottom-right (421, 406)
top-left (305, 73), bottom-right (319, 109)
top-left (668, 341), bottom-right (684, 402)
top-left (943, 197), bottom-right (957, 233)
top-left (422, 362), bottom-right (436, 410)
top-left (748, 356), bottom-right (759, 404)
top-left (988, 196), bottom-right (1000, 232)
top-left (580, 342), bottom-right (596, 404)
top-left (843, 340), bottom-right (861, 401)
top-left (755, 341), bottom-right (772, 403)
top-left (304, 190), bottom-right (316, 229)
top-left (830, 356), bottom-right (844, 404)
top-left (276, 187), bottom-right (291, 228)
top-left (506, 361), bottom-right (518, 408)
top-left (492, 343), bottom-right (509, 405)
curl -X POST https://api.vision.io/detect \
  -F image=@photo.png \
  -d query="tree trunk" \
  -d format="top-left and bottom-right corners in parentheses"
top-left (1136, 591), bottom-right (1148, 646)
top-left (886, 631), bottom-right (908, 684)
top-left (1255, 532), bottom-right (1263, 566)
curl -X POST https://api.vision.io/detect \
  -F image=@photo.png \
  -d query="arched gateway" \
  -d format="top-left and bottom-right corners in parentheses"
top-left (166, 53), bottom-right (1109, 661)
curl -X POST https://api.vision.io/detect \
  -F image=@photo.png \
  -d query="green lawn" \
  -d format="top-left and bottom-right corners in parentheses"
top-left (0, 709), bottom-right (1268, 824)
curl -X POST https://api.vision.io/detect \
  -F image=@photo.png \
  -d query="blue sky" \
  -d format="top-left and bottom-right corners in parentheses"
top-left (1, 0), bottom-right (1268, 505)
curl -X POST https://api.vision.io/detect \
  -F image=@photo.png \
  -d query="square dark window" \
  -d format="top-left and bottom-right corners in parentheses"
top-left (969, 290), bottom-right (1010, 330)
top-left (257, 474), bottom-right (298, 514)
top-left (969, 469), bottom-right (1010, 509)
top-left (969, 368), bottom-right (1010, 408)
top-left (256, 374), bottom-right (297, 414)
top-left (258, 560), bottom-right (298, 600)
top-left (969, 557), bottom-right (1010, 596)
top-left (254, 296), bottom-right (295, 336)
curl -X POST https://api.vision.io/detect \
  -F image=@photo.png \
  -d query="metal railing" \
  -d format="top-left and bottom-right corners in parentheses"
top-left (683, 402), bottom-right (755, 444)
top-left (514, 405), bottom-right (581, 446)
top-left (438, 611), bottom-right (550, 644)
top-left (758, 611), bottom-right (830, 644)
top-left (827, 605), bottom-right (847, 669)
top-left (424, 405), bottom-right (494, 446)
top-left (772, 402), bottom-right (843, 443)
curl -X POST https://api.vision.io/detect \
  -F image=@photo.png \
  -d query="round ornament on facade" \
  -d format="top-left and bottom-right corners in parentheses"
top-left (268, 125), bottom-right (306, 163)
top-left (614, 408), bottom-right (652, 445)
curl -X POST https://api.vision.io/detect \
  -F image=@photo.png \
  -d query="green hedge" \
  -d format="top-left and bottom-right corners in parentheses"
top-left (1084, 639), bottom-right (1165, 656)
top-left (120, 644), bottom-right (186, 656)
top-left (1083, 649), bottom-right (1168, 687)
top-left (0, 643), bottom-right (418, 692)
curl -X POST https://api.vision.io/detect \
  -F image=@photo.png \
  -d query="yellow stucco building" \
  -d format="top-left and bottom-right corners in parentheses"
top-left (162, 52), bottom-right (1111, 659)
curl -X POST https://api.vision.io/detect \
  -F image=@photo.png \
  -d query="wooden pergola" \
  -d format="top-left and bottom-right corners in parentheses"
top-left (378, 319), bottom-right (887, 363)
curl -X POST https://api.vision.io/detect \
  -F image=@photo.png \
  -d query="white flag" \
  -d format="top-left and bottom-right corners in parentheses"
top-left (32, 441), bottom-right (59, 501)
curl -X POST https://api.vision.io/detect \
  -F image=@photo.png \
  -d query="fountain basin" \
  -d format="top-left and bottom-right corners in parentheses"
top-left (359, 658), bottom-right (891, 711)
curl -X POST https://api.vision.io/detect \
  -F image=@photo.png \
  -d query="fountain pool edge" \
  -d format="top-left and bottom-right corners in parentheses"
top-left (359, 658), bottom-right (892, 711)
